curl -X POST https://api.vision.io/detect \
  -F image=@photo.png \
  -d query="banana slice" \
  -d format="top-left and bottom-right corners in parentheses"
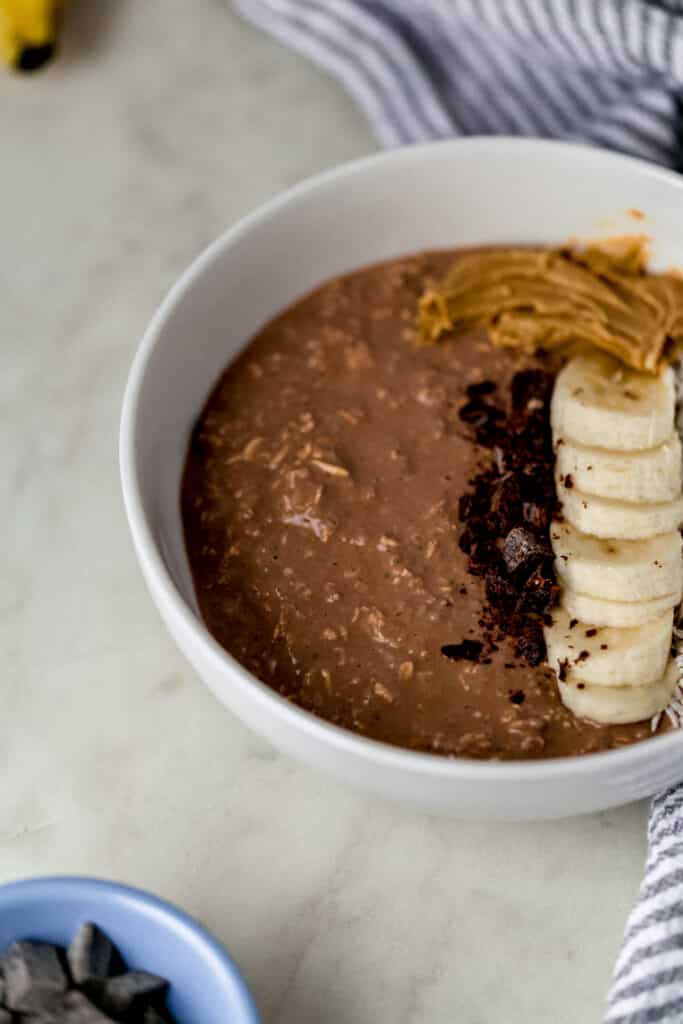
top-left (557, 481), bottom-right (683, 539)
top-left (550, 351), bottom-right (675, 451)
top-left (555, 434), bottom-right (682, 503)
top-left (544, 606), bottom-right (672, 687)
top-left (561, 586), bottom-right (681, 628)
top-left (551, 521), bottom-right (682, 602)
top-left (558, 658), bottom-right (679, 725)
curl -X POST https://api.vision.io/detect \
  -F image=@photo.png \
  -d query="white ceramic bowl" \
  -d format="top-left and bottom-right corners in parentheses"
top-left (121, 137), bottom-right (683, 820)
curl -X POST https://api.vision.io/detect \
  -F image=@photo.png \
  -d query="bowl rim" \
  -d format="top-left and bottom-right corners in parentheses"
top-left (0, 876), bottom-right (260, 1022)
top-left (120, 135), bottom-right (683, 782)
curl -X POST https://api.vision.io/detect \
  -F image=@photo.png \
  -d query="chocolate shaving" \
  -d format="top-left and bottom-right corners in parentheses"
top-left (466, 380), bottom-right (496, 398)
top-left (515, 625), bottom-right (545, 667)
top-left (522, 500), bottom-right (548, 529)
top-left (440, 640), bottom-right (484, 662)
top-left (503, 526), bottom-right (550, 574)
top-left (455, 369), bottom-right (558, 668)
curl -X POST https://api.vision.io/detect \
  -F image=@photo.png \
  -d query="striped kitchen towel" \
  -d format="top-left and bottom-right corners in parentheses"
top-left (232, 2), bottom-right (683, 1021)
top-left (606, 787), bottom-right (683, 1023)
top-left (233, 0), bottom-right (683, 168)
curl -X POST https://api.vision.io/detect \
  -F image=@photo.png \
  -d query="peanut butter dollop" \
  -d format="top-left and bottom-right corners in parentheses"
top-left (418, 236), bottom-right (683, 373)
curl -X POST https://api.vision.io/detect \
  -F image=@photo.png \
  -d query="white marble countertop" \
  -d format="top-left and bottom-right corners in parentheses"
top-left (3, 2), bottom-right (649, 1021)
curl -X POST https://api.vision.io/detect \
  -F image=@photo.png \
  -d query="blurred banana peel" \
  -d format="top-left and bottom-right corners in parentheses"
top-left (0, 0), bottom-right (63, 71)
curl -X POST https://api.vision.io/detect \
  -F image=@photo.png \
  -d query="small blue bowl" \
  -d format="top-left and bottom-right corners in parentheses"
top-left (0, 877), bottom-right (260, 1024)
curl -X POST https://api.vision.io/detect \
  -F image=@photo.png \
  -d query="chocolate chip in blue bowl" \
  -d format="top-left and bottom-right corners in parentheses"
top-left (2, 939), bottom-right (67, 1013)
top-left (0, 924), bottom-right (177, 1024)
top-left (97, 970), bottom-right (168, 1018)
top-left (32, 989), bottom-right (117, 1023)
top-left (142, 1007), bottom-right (172, 1024)
top-left (67, 923), bottom-right (117, 986)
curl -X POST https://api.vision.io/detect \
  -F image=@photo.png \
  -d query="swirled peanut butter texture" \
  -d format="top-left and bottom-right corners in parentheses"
top-left (419, 237), bottom-right (683, 373)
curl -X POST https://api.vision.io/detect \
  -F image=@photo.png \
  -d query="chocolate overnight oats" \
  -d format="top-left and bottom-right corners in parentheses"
top-left (181, 240), bottom-right (683, 760)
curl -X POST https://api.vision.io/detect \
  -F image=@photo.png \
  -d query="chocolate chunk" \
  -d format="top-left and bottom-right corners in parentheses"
top-left (484, 573), bottom-right (517, 613)
top-left (510, 369), bottom-right (553, 412)
top-left (466, 380), bottom-right (496, 398)
top-left (458, 398), bottom-right (500, 426)
top-left (564, 473), bottom-right (574, 489)
top-left (457, 526), bottom-right (473, 554)
top-left (35, 990), bottom-right (117, 1023)
top-left (457, 493), bottom-right (474, 521)
top-left (468, 541), bottom-right (500, 577)
top-left (519, 567), bottom-right (559, 615)
top-left (474, 417), bottom-right (506, 448)
top-left (441, 640), bottom-right (483, 662)
top-left (503, 526), bottom-right (548, 574)
top-left (515, 626), bottom-right (545, 667)
top-left (456, 366), bottom-right (558, 668)
top-left (67, 923), bottom-right (116, 985)
top-left (142, 1008), bottom-right (171, 1024)
top-left (97, 971), bottom-right (168, 1017)
top-left (522, 501), bottom-right (548, 529)
top-left (585, 628), bottom-right (597, 637)
top-left (557, 658), bottom-right (569, 682)
top-left (3, 940), bottom-right (67, 1013)
top-left (510, 690), bottom-right (525, 705)
top-left (490, 475), bottom-right (521, 523)
top-left (518, 465), bottom-right (554, 505)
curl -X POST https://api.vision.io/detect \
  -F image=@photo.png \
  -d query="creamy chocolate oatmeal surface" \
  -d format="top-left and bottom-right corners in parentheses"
top-left (181, 251), bottom-right (659, 760)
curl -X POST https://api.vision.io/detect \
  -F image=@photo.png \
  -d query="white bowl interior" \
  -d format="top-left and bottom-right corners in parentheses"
top-left (123, 139), bottom-right (683, 818)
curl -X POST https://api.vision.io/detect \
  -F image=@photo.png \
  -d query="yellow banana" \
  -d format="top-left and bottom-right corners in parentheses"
top-left (0, 0), bottom-right (63, 71)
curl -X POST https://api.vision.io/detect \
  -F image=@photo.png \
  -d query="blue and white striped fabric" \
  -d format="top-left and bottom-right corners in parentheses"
top-left (233, 2), bottom-right (683, 1020)
top-left (607, 787), bottom-right (683, 1023)
top-left (233, 0), bottom-right (683, 167)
